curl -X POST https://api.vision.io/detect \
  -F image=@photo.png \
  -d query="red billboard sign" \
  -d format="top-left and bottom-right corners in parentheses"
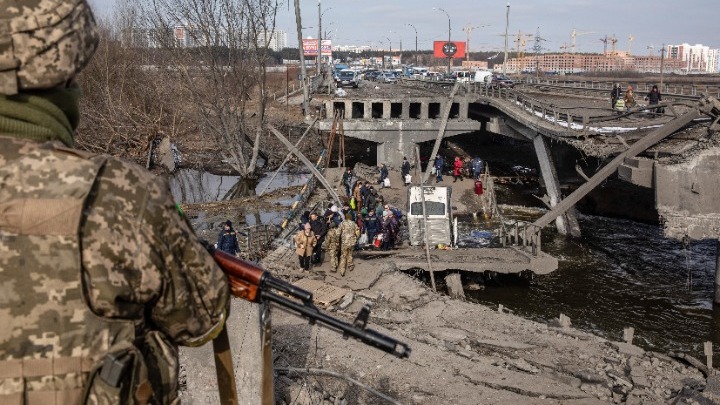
top-left (303, 38), bottom-right (332, 57)
top-left (433, 41), bottom-right (466, 59)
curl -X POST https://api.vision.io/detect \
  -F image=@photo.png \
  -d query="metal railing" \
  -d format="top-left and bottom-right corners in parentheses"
top-left (238, 224), bottom-right (280, 261)
top-left (459, 82), bottom-right (689, 133)
top-left (498, 220), bottom-right (543, 256)
top-left (519, 78), bottom-right (718, 100)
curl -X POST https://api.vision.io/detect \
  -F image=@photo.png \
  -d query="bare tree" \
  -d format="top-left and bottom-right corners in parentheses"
top-left (77, 0), bottom-right (184, 163)
top-left (145, 0), bottom-right (279, 179)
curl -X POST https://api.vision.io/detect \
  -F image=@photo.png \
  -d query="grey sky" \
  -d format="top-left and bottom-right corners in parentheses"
top-left (88, 0), bottom-right (719, 54)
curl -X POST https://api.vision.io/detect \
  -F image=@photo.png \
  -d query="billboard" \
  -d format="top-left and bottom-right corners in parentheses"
top-left (433, 41), bottom-right (466, 59)
top-left (303, 38), bottom-right (332, 57)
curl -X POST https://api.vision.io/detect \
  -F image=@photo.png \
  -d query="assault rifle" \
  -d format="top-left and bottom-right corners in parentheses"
top-left (203, 242), bottom-right (411, 359)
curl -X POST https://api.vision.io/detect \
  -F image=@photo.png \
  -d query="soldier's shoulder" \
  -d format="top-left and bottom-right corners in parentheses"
top-left (98, 156), bottom-right (169, 197)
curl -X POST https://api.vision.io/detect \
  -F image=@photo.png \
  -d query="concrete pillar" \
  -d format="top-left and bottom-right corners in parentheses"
top-left (715, 240), bottom-right (720, 304)
top-left (363, 101), bottom-right (371, 120)
top-left (382, 101), bottom-right (391, 119)
top-left (401, 101), bottom-right (410, 120)
top-left (532, 135), bottom-right (581, 237)
top-left (377, 139), bottom-right (417, 169)
top-left (446, 273), bottom-right (465, 299)
top-left (459, 101), bottom-right (469, 120)
top-left (181, 299), bottom-right (265, 403)
top-left (326, 101), bottom-right (334, 118)
top-left (420, 102), bottom-right (429, 120)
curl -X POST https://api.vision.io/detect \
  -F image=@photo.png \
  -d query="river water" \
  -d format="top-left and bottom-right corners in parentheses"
top-left (454, 205), bottom-right (719, 360)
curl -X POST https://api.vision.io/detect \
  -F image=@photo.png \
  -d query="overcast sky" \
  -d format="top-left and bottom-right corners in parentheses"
top-left (88, 0), bottom-right (719, 54)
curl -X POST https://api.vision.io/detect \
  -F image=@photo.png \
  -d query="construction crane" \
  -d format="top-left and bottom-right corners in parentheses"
top-left (627, 34), bottom-right (634, 55)
top-left (570, 28), bottom-right (597, 54)
top-left (512, 30), bottom-right (534, 71)
top-left (560, 42), bottom-right (569, 52)
top-left (599, 35), bottom-right (609, 56)
top-left (609, 35), bottom-right (618, 55)
top-left (462, 23), bottom-right (489, 60)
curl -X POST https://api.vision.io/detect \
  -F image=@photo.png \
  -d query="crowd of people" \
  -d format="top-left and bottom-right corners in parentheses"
top-left (611, 83), bottom-right (663, 114)
top-left (295, 167), bottom-right (405, 274)
top-left (432, 154), bottom-right (485, 183)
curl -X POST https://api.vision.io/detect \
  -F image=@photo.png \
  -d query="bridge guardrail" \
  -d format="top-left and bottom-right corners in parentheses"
top-left (459, 82), bottom-right (689, 133)
top-left (519, 78), bottom-right (718, 100)
top-left (498, 220), bottom-right (543, 256)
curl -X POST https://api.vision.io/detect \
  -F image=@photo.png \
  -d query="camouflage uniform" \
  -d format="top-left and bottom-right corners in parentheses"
top-left (338, 220), bottom-right (360, 276)
top-left (0, 2), bottom-right (229, 404)
top-left (324, 224), bottom-right (341, 271)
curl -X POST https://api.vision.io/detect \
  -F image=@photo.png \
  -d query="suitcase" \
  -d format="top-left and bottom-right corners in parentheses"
top-left (474, 180), bottom-right (484, 195)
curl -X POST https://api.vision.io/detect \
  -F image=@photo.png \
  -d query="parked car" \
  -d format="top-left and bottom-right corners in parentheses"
top-left (336, 69), bottom-right (360, 88)
top-left (364, 70), bottom-right (381, 81)
top-left (378, 72), bottom-right (397, 84)
top-left (492, 74), bottom-right (515, 88)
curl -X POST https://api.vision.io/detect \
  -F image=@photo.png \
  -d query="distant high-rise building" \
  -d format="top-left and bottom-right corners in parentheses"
top-left (258, 30), bottom-right (287, 52)
top-left (667, 43), bottom-right (719, 73)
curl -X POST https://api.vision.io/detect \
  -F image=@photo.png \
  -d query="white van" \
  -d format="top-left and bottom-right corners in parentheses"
top-left (455, 71), bottom-right (473, 83)
top-left (473, 70), bottom-right (493, 85)
top-left (407, 186), bottom-right (453, 246)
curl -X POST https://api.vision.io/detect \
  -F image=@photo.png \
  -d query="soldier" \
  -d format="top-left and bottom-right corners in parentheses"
top-left (0, 1), bottom-right (229, 403)
top-left (325, 221), bottom-right (341, 272)
top-left (338, 213), bottom-right (360, 276)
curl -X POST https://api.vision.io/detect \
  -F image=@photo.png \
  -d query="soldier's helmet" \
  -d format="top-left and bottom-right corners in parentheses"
top-left (0, 0), bottom-right (98, 95)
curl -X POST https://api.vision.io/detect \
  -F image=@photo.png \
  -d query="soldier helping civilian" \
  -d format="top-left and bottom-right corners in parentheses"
top-left (0, 1), bottom-right (230, 403)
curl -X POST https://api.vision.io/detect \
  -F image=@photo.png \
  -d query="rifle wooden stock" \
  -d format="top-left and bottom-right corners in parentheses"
top-left (211, 249), bottom-right (263, 302)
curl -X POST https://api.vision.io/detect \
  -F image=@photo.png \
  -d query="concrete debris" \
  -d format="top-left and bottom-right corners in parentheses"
top-left (338, 292), bottom-right (354, 310)
top-left (508, 358), bottom-right (540, 374)
top-left (613, 342), bottom-right (646, 358)
top-left (156, 136), bottom-right (176, 172)
top-left (574, 370), bottom-right (606, 384)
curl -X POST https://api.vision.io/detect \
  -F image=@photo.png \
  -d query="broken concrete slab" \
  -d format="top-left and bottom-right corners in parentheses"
top-left (613, 342), bottom-right (646, 358)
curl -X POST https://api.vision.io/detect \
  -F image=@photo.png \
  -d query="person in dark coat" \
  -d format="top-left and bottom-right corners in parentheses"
top-left (217, 220), bottom-right (240, 256)
top-left (401, 157), bottom-right (411, 184)
top-left (364, 208), bottom-right (380, 246)
top-left (365, 188), bottom-right (377, 213)
top-left (380, 211), bottom-right (398, 250)
top-left (309, 212), bottom-right (328, 264)
top-left (471, 156), bottom-right (485, 180)
top-left (434, 155), bottom-right (445, 183)
top-left (341, 167), bottom-right (354, 196)
top-left (378, 163), bottom-right (389, 188)
top-left (611, 83), bottom-right (622, 110)
top-left (645, 85), bottom-right (662, 114)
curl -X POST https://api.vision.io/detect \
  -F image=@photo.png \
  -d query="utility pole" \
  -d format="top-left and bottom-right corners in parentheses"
top-left (407, 23), bottom-right (418, 66)
top-left (434, 7), bottom-right (452, 73)
top-left (660, 44), bottom-right (666, 88)
top-left (386, 36), bottom-right (392, 69)
top-left (317, 0), bottom-right (321, 75)
top-left (503, 3), bottom-right (509, 75)
top-left (294, 0), bottom-right (308, 116)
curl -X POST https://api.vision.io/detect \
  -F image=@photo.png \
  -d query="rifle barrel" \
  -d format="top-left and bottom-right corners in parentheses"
top-left (262, 290), bottom-right (411, 359)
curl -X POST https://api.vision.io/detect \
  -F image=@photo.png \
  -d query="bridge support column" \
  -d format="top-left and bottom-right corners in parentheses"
top-left (378, 139), bottom-right (417, 169)
top-left (716, 239), bottom-right (720, 305)
top-left (533, 135), bottom-right (581, 237)
top-left (383, 101), bottom-right (391, 119)
top-left (459, 101), bottom-right (469, 119)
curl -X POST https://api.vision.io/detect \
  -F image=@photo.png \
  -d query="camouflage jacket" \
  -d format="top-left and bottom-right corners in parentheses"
top-left (338, 220), bottom-right (360, 248)
top-left (0, 137), bottom-right (229, 404)
top-left (325, 227), bottom-right (340, 250)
